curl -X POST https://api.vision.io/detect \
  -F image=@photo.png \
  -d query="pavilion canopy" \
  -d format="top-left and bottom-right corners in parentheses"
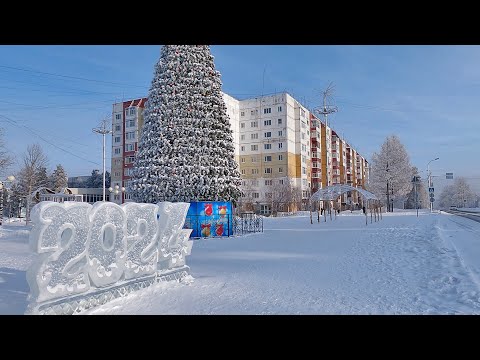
top-left (309, 184), bottom-right (378, 202)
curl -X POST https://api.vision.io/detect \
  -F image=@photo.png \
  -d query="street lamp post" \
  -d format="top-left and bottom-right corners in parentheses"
top-left (93, 119), bottom-right (112, 202)
top-left (427, 157), bottom-right (439, 212)
top-left (109, 185), bottom-right (126, 203)
top-left (0, 175), bottom-right (16, 225)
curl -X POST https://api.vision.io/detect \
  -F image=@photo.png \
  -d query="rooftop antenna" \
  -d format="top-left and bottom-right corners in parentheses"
top-left (315, 82), bottom-right (338, 128)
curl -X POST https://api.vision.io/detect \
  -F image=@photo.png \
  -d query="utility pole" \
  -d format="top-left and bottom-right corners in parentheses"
top-left (93, 118), bottom-right (112, 202)
top-left (315, 82), bottom-right (338, 128)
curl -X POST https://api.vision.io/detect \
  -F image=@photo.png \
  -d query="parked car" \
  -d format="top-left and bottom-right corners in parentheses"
top-left (449, 205), bottom-right (457, 210)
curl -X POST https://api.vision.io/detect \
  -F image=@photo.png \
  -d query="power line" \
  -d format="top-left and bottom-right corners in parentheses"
top-left (0, 64), bottom-right (147, 88)
top-left (0, 113), bottom-right (101, 166)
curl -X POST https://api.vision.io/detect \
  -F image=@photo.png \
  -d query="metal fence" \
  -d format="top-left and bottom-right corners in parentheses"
top-left (233, 212), bottom-right (264, 236)
top-left (184, 212), bottom-right (263, 238)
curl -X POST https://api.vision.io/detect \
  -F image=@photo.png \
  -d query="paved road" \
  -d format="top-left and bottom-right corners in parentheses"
top-left (444, 210), bottom-right (480, 223)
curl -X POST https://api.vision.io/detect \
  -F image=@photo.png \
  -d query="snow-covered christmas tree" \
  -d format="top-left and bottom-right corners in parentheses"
top-left (131, 45), bottom-right (242, 204)
top-left (51, 164), bottom-right (68, 192)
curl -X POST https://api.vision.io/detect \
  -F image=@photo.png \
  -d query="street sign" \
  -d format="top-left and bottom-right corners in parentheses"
top-left (430, 197), bottom-right (435, 202)
top-left (429, 193), bottom-right (434, 198)
top-left (446, 172), bottom-right (454, 180)
top-left (429, 187), bottom-right (434, 193)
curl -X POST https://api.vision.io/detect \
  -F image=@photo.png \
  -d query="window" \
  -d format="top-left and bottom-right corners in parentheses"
top-left (251, 133), bottom-right (258, 140)
top-left (114, 136), bottom-right (121, 143)
top-left (265, 193), bottom-right (272, 200)
top-left (302, 155), bottom-right (306, 163)
top-left (127, 119), bottom-right (136, 128)
top-left (302, 167), bottom-right (306, 175)
top-left (264, 143), bottom-right (271, 150)
top-left (301, 122), bottom-right (306, 129)
top-left (279, 167), bottom-right (283, 173)
top-left (264, 168), bottom-right (272, 174)
top-left (251, 110), bottom-right (255, 116)
top-left (241, 169), bottom-right (246, 175)
top-left (241, 157), bottom-right (245, 163)
top-left (278, 130), bottom-right (283, 137)
top-left (114, 171), bottom-right (120, 177)
top-left (241, 111), bottom-right (245, 117)
top-left (253, 192), bottom-right (259, 199)
top-left (115, 125), bottom-right (121, 132)
top-left (251, 145), bottom-right (258, 151)
top-left (251, 121), bottom-right (258, 128)
top-left (313, 162), bottom-right (318, 168)
top-left (114, 159), bottom-right (122, 166)
top-left (301, 144), bottom-right (306, 152)
top-left (278, 143), bottom-right (283, 149)
top-left (278, 106), bottom-right (282, 112)
top-left (252, 168), bottom-right (259, 175)
top-left (125, 143), bottom-right (134, 152)
top-left (264, 156), bottom-right (272, 162)
top-left (279, 179), bottom-right (284, 185)
top-left (124, 193), bottom-right (132, 200)
top-left (278, 154), bottom-right (283, 161)
top-left (265, 180), bottom-right (273, 186)
top-left (241, 123), bottom-right (245, 129)
top-left (302, 179), bottom-right (307, 186)
top-left (124, 168), bottom-right (134, 176)
top-left (251, 156), bottom-right (258, 163)
top-left (301, 132), bottom-right (305, 140)
top-left (264, 132), bottom-right (271, 138)
top-left (241, 134), bottom-right (245, 141)
top-left (114, 148), bottom-right (121, 155)
top-left (251, 179), bottom-right (259, 186)
top-left (278, 118), bottom-right (282, 125)
top-left (241, 146), bottom-right (245, 152)
top-left (264, 108), bottom-right (271, 114)
top-left (129, 108), bottom-right (136, 116)
top-left (125, 131), bottom-right (135, 140)
top-left (301, 109), bottom-right (305, 117)
top-left (264, 119), bottom-right (272, 126)
top-left (115, 114), bottom-right (122, 121)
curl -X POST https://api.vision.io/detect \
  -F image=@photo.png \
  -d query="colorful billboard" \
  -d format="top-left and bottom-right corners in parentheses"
top-left (184, 201), bottom-right (233, 238)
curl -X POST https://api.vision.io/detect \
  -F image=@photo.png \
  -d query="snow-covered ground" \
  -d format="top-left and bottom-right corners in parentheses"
top-left (2, 209), bottom-right (480, 314)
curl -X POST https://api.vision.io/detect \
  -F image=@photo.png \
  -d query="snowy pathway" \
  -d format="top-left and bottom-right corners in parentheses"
top-left (2, 211), bottom-right (480, 314)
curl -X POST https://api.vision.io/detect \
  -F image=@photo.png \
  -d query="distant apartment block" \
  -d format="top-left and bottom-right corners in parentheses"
top-left (111, 98), bottom-right (147, 204)
top-left (110, 92), bottom-right (368, 213)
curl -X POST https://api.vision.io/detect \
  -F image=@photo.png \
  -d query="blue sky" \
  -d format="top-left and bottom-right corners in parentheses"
top-left (0, 45), bottom-right (478, 191)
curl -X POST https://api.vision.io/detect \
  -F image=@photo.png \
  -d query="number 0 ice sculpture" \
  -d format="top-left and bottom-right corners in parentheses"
top-left (26, 201), bottom-right (193, 315)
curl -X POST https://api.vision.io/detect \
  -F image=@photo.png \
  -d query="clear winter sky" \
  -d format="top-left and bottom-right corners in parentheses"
top-left (0, 45), bottom-right (478, 192)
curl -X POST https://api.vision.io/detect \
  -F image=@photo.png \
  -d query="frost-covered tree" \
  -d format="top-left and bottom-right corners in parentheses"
top-left (405, 166), bottom-right (428, 209)
top-left (86, 169), bottom-right (103, 188)
top-left (36, 167), bottom-right (49, 189)
top-left (438, 177), bottom-right (475, 208)
top-left (51, 164), bottom-right (68, 192)
top-left (131, 45), bottom-right (241, 204)
top-left (16, 144), bottom-right (48, 220)
top-left (367, 135), bottom-right (412, 206)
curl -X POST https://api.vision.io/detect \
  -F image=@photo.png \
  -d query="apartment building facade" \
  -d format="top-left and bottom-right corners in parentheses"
top-left (110, 92), bottom-right (367, 213)
top-left (310, 112), bottom-right (369, 208)
top-left (111, 98), bottom-right (147, 204)
top-left (234, 93), bottom-right (311, 214)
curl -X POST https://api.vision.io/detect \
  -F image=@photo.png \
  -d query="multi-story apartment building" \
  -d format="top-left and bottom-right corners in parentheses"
top-left (235, 93), bottom-right (311, 214)
top-left (111, 98), bottom-right (147, 204)
top-left (111, 92), bottom-right (367, 214)
top-left (310, 113), bottom-right (369, 208)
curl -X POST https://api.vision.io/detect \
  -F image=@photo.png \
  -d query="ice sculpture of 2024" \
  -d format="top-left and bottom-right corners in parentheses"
top-left (25, 201), bottom-right (193, 315)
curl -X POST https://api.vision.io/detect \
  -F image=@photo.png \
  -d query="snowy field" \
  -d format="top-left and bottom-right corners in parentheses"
top-left (1, 209), bottom-right (480, 315)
